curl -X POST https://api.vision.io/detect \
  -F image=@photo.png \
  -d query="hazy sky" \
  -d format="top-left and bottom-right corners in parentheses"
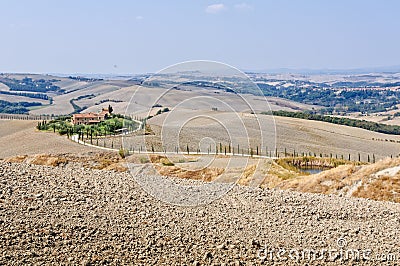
top-left (1, 0), bottom-right (399, 74)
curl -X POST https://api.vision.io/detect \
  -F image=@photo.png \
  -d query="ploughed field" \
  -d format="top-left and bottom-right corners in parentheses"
top-left (0, 160), bottom-right (399, 265)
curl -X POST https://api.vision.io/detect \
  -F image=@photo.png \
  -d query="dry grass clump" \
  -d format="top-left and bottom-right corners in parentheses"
top-left (5, 153), bottom-right (128, 172)
top-left (237, 165), bottom-right (257, 186)
top-left (84, 153), bottom-right (126, 171)
top-left (347, 157), bottom-right (400, 181)
top-left (148, 154), bottom-right (175, 165)
top-left (149, 155), bottom-right (169, 164)
top-left (155, 164), bottom-right (224, 182)
top-left (146, 154), bottom-right (224, 181)
top-left (353, 175), bottom-right (400, 203)
top-left (28, 154), bottom-right (68, 167)
top-left (144, 124), bottom-right (155, 135)
top-left (4, 155), bottom-right (28, 163)
top-left (267, 161), bottom-right (300, 180)
top-left (102, 162), bottom-right (128, 172)
top-left (276, 164), bottom-right (354, 194)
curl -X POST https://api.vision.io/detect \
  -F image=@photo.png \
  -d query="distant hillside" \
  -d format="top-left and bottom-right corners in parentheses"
top-left (245, 65), bottom-right (400, 74)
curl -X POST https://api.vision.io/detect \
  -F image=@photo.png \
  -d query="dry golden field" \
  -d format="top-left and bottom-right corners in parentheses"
top-left (143, 109), bottom-right (400, 160)
top-left (0, 120), bottom-right (97, 158)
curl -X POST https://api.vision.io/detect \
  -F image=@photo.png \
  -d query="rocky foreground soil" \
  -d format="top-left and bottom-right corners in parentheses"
top-left (0, 161), bottom-right (399, 265)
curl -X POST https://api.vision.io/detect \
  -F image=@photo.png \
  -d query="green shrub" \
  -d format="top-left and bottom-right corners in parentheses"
top-left (139, 157), bottom-right (149, 164)
top-left (118, 148), bottom-right (129, 158)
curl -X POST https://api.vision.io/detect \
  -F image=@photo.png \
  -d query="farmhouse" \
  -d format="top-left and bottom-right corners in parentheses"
top-left (71, 108), bottom-right (110, 125)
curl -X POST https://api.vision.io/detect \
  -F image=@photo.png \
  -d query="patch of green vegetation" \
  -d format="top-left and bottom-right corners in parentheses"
top-left (118, 148), bottom-right (129, 158)
top-left (94, 99), bottom-right (123, 105)
top-left (0, 77), bottom-right (62, 93)
top-left (155, 107), bottom-right (170, 115)
top-left (276, 156), bottom-right (363, 171)
top-left (68, 76), bottom-right (103, 82)
top-left (0, 100), bottom-right (42, 114)
top-left (162, 161), bottom-right (175, 166)
top-left (139, 157), bottom-right (149, 164)
top-left (275, 159), bottom-right (302, 172)
top-left (0, 90), bottom-right (50, 100)
top-left (268, 164), bottom-right (300, 180)
top-left (37, 114), bottom-right (139, 137)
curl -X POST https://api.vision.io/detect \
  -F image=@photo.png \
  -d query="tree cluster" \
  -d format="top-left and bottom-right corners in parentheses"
top-left (0, 100), bottom-right (41, 114)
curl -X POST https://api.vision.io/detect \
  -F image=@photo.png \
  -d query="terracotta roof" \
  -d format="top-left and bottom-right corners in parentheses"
top-left (72, 107), bottom-right (110, 124)
top-left (73, 113), bottom-right (100, 118)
